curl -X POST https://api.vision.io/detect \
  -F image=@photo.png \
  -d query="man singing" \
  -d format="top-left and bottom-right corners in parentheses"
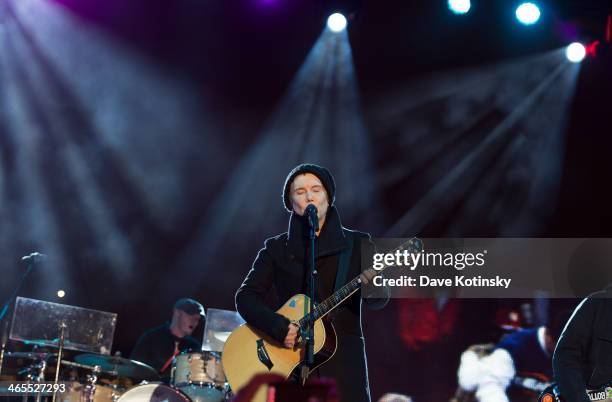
top-left (235, 163), bottom-right (383, 402)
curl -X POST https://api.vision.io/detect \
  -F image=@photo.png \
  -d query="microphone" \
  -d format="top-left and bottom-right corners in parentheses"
top-left (21, 252), bottom-right (48, 263)
top-left (305, 204), bottom-right (319, 232)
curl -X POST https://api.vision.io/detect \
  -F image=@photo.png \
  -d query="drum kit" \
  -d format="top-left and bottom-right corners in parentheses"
top-left (3, 348), bottom-right (231, 402)
top-left (0, 298), bottom-right (245, 402)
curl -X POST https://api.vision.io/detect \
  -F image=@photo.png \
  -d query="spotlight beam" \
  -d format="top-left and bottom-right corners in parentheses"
top-left (375, 105), bottom-right (500, 187)
top-left (0, 7), bottom-right (72, 292)
top-left (4, 0), bottom-right (135, 275)
top-left (176, 28), bottom-right (377, 290)
top-left (385, 61), bottom-right (570, 236)
top-left (372, 51), bottom-right (563, 142)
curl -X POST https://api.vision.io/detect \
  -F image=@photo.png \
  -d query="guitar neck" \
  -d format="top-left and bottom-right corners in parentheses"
top-left (297, 237), bottom-right (422, 328)
top-left (298, 276), bottom-right (362, 328)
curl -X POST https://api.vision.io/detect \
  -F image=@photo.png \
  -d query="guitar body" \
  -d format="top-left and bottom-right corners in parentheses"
top-left (222, 294), bottom-right (337, 402)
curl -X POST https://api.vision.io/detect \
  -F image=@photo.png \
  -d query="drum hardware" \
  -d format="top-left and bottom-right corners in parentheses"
top-left (4, 298), bottom-right (120, 402)
top-left (3, 351), bottom-right (126, 402)
top-left (83, 365), bottom-right (106, 402)
top-left (18, 352), bottom-right (52, 402)
top-left (11, 321), bottom-right (74, 402)
top-left (60, 359), bottom-right (119, 377)
top-left (60, 364), bottom-right (126, 402)
top-left (51, 320), bottom-right (68, 402)
top-left (8, 348), bottom-right (50, 402)
top-left (7, 349), bottom-right (58, 383)
top-left (17, 359), bottom-right (47, 382)
top-left (62, 382), bottom-right (124, 402)
top-left (89, 365), bottom-right (101, 388)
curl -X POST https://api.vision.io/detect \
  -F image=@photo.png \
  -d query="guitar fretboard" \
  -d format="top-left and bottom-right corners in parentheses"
top-left (297, 237), bottom-right (422, 328)
top-left (298, 276), bottom-right (361, 328)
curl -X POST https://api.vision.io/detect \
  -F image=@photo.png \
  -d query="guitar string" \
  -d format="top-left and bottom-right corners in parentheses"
top-left (297, 237), bottom-right (422, 328)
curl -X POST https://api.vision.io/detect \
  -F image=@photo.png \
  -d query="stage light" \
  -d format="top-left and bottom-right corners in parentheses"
top-left (566, 42), bottom-right (586, 63)
top-left (57, 290), bottom-right (66, 298)
top-left (327, 13), bottom-right (347, 33)
top-left (448, 0), bottom-right (471, 15)
top-left (515, 2), bottom-right (540, 25)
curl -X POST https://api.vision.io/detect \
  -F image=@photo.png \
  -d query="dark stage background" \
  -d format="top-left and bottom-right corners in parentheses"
top-left (1, 0), bottom-right (610, 400)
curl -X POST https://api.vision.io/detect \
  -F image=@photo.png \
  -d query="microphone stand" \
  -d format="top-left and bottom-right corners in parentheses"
top-left (0, 322), bottom-right (7, 378)
top-left (301, 208), bottom-right (318, 384)
top-left (0, 255), bottom-right (38, 376)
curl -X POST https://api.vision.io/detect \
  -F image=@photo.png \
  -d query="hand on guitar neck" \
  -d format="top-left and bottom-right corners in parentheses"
top-left (281, 268), bottom-right (377, 349)
top-left (359, 268), bottom-right (377, 285)
top-left (283, 323), bottom-right (300, 349)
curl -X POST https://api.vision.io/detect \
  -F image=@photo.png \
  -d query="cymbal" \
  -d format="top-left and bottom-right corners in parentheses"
top-left (21, 338), bottom-right (76, 347)
top-left (6, 351), bottom-right (57, 359)
top-left (75, 354), bottom-right (159, 380)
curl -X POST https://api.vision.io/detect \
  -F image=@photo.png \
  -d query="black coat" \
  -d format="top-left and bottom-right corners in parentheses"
top-left (552, 285), bottom-right (612, 402)
top-left (235, 206), bottom-right (383, 402)
top-left (130, 323), bottom-right (201, 380)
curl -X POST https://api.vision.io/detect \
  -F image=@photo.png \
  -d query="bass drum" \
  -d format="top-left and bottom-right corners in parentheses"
top-left (115, 384), bottom-right (190, 402)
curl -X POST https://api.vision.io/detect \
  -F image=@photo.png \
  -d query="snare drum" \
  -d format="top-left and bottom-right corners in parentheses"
top-left (60, 382), bottom-right (123, 402)
top-left (171, 352), bottom-right (228, 402)
top-left (115, 383), bottom-right (190, 402)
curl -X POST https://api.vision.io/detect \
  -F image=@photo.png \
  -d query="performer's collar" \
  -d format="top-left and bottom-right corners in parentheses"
top-left (286, 206), bottom-right (348, 260)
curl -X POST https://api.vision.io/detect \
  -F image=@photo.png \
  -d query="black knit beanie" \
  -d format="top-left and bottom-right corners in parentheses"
top-left (282, 164), bottom-right (336, 212)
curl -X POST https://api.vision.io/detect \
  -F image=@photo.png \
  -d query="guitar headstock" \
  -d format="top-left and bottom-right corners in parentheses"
top-left (370, 237), bottom-right (424, 273)
top-left (393, 237), bottom-right (424, 254)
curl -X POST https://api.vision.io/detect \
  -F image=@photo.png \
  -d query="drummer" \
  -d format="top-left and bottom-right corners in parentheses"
top-left (130, 298), bottom-right (205, 380)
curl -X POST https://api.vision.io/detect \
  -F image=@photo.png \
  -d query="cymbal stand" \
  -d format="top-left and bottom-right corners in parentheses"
top-left (51, 321), bottom-right (67, 402)
top-left (35, 359), bottom-right (46, 402)
top-left (20, 357), bottom-right (46, 402)
top-left (60, 360), bottom-right (117, 377)
top-left (84, 365), bottom-right (101, 402)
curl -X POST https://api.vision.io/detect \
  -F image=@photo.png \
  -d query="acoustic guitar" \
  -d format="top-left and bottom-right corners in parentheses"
top-left (222, 237), bottom-right (423, 401)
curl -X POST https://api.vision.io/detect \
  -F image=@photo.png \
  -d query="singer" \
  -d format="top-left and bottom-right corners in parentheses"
top-left (235, 163), bottom-right (384, 402)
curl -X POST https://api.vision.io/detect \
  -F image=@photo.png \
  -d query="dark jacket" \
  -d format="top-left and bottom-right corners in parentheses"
top-left (130, 323), bottom-right (201, 380)
top-left (235, 206), bottom-right (383, 402)
top-left (552, 285), bottom-right (612, 402)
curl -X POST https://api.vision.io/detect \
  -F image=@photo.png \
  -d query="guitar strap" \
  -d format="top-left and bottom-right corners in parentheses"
top-left (334, 232), bottom-right (354, 292)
